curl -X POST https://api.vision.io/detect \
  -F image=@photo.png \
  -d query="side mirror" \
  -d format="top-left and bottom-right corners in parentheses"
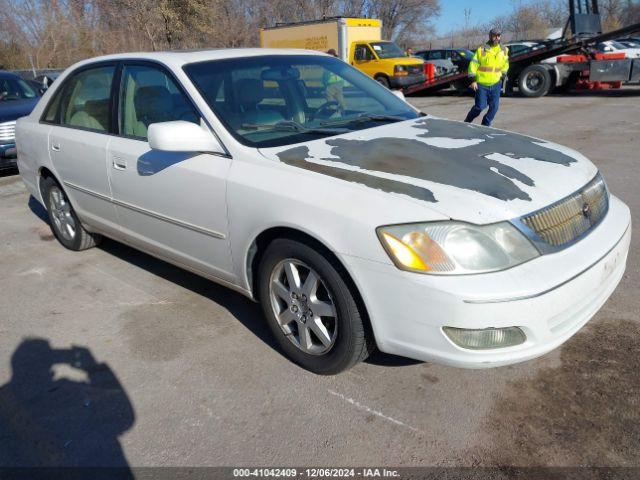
top-left (148, 120), bottom-right (225, 154)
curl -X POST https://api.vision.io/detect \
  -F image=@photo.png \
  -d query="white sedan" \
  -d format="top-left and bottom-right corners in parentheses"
top-left (16, 49), bottom-right (631, 374)
top-left (597, 40), bottom-right (640, 58)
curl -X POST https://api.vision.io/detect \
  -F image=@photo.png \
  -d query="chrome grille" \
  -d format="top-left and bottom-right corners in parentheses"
top-left (521, 173), bottom-right (608, 249)
top-left (408, 65), bottom-right (423, 75)
top-left (0, 121), bottom-right (16, 143)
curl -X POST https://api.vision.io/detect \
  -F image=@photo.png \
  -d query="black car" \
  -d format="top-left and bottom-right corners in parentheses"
top-left (0, 71), bottom-right (40, 170)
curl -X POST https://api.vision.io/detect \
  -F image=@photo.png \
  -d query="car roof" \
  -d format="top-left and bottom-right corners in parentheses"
top-left (67, 48), bottom-right (327, 71)
top-left (0, 70), bottom-right (21, 79)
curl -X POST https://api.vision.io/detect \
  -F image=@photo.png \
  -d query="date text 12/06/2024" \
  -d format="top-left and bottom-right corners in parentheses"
top-left (232, 468), bottom-right (400, 477)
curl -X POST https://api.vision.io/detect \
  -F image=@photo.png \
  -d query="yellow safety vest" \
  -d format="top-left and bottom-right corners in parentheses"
top-left (323, 71), bottom-right (341, 86)
top-left (468, 44), bottom-right (509, 86)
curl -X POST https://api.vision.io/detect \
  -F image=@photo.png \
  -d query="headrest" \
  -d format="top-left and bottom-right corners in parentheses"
top-left (236, 79), bottom-right (264, 108)
top-left (134, 86), bottom-right (173, 119)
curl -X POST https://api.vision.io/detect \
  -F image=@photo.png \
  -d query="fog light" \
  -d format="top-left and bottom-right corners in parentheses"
top-left (443, 327), bottom-right (526, 350)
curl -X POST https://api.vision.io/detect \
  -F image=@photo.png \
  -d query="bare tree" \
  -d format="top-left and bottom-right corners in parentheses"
top-left (0, 0), bottom-right (443, 69)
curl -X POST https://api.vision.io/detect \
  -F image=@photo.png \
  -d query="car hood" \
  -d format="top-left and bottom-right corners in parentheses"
top-left (0, 98), bottom-right (39, 124)
top-left (259, 116), bottom-right (599, 224)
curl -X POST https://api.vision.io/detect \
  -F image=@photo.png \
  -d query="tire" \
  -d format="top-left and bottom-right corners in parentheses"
top-left (41, 176), bottom-right (102, 251)
top-left (518, 64), bottom-right (551, 97)
top-left (375, 75), bottom-right (390, 89)
top-left (258, 238), bottom-right (372, 374)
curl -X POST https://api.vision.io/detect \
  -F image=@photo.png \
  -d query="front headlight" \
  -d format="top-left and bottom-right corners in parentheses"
top-left (394, 65), bottom-right (409, 76)
top-left (377, 221), bottom-right (540, 275)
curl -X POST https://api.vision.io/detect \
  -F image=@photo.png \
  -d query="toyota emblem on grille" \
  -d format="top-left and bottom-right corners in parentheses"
top-left (582, 202), bottom-right (591, 218)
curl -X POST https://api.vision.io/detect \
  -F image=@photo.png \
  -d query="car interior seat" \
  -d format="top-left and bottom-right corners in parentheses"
top-left (131, 85), bottom-right (174, 138)
top-left (235, 78), bottom-right (283, 126)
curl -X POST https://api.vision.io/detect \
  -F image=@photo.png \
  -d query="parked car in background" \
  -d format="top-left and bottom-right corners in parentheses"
top-left (34, 71), bottom-right (62, 90)
top-left (0, 70), bottom-right (40, 170)
top-left (507, 41), bottom-right (542, 55)
top-left (415, 48), bottom-right (473, 75)
top-left (617, 39), bottom-right (640, 49)
top-left (17, 49), bottom-right (630, 374)
top-left (597, 40), bottom-right (640, 58)
top-left (506, 41), bottom-right (556, 63)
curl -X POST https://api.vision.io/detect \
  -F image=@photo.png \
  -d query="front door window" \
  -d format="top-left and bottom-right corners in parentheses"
top-left (119, 65), bottom-right (199, 140)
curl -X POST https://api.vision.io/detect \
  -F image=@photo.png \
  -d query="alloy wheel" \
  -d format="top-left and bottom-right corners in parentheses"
top-left (268, 259), bottom-right (338, 355)
top-left (49, 186), bottom-right (76, 241)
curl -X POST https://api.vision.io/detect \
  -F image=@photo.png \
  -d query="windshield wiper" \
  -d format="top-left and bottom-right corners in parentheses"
top-left (241, 120), bottom-right (348, 135)
top-left (319, 113), bottom-right (407, 127)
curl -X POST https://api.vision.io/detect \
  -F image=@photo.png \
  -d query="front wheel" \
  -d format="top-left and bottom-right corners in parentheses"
top-left (375, 75), bottom-right (390, 89)
top-left (42, 176), bottom-right (102, 251)
top-left (258, 239), bottom-right (372, 374)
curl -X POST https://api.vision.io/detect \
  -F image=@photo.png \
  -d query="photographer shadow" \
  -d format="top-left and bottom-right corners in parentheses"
top-left (0, 338), bottom-right (134, 476)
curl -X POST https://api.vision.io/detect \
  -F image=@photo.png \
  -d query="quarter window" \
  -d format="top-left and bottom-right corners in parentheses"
top-left (57, 66), bottom-right (115, 132)
top-left (119, 64), bottom-right (199, 140)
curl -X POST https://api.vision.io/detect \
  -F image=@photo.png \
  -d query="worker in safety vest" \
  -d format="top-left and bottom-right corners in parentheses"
top-left (464, 28), bottom-right (509, 127)
top-left (324, 49), bottom-right (345, 112)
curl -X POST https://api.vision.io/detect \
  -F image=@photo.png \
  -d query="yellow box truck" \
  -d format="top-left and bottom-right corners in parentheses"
top-left (260, 17), bottom-right (425, 89)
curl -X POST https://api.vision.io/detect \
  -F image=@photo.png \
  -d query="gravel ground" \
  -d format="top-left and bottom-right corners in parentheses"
top-left (0, 87), bottom-right (638, 470)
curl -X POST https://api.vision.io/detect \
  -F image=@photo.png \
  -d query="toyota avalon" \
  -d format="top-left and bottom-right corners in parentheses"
top-left (16, 49), bottom-right (631, 374)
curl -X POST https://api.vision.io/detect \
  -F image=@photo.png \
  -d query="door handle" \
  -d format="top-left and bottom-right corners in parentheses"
top-left (51, 143), bottom-right (61, 152)
top-left (112, 156), bottom-right (127, 170)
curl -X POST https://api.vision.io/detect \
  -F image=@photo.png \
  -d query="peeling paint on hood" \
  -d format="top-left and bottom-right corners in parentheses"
top-left (260, 116), bottom-right (599, 224)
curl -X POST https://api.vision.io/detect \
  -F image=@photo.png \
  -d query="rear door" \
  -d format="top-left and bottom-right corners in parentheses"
top-left (45, 63), bottom-right (119, 230)
top-left (107, 62), bottom-right (235, 282)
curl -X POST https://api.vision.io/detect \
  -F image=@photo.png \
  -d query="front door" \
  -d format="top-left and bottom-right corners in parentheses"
top-left (352, 44), bottom-right (379, 79)
top-left (46, 64), bottom-right (119, 230)
top-left (108, 63), bottom-right (235, 282)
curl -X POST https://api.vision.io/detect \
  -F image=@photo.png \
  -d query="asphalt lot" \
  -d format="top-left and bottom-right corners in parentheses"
top-left (1, 88), bottom-right (639, 469)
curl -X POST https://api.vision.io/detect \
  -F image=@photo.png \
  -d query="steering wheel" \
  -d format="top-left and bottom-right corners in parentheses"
top-left (311, 100), bottom-right (340, 120)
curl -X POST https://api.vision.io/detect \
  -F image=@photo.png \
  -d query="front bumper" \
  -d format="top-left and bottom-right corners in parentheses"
top-left (389, 73), bottom-right (426, 88)
top-left (341, 195), bottom-right (631, 368)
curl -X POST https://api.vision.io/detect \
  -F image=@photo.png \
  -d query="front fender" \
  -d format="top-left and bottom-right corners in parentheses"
top-left (225, 156), bottom-right (448, 291)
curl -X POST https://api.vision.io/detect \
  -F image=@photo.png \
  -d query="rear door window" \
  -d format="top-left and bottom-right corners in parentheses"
top-left (56, 66), bottom-right (115, 132)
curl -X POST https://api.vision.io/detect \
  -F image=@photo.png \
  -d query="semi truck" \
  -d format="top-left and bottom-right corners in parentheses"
top-left (260, 17), bottom-right (425, 89)
top-left (405, 0), bottom-right (640, 97)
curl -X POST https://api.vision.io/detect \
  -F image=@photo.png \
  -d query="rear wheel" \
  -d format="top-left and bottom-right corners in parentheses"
top-left (518, 65), bottom-right (551, 97)
top-left (375, 75), bottom-right (390, 89)
top-left (42, 176), bottom-right (102, 251)
top-left (258, 239), bottom-right (372, 374)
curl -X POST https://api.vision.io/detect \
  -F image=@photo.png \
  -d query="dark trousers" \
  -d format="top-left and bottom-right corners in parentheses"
top-left (464, 82), bottom-right (502, 127)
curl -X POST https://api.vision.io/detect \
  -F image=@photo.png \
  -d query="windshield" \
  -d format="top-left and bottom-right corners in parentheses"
top-left (184, 55), bottom-right (419, 148)
top-left (0, 76), bottom-right (37, 102)
top-left (369, 42), bottom-right (407, 59)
